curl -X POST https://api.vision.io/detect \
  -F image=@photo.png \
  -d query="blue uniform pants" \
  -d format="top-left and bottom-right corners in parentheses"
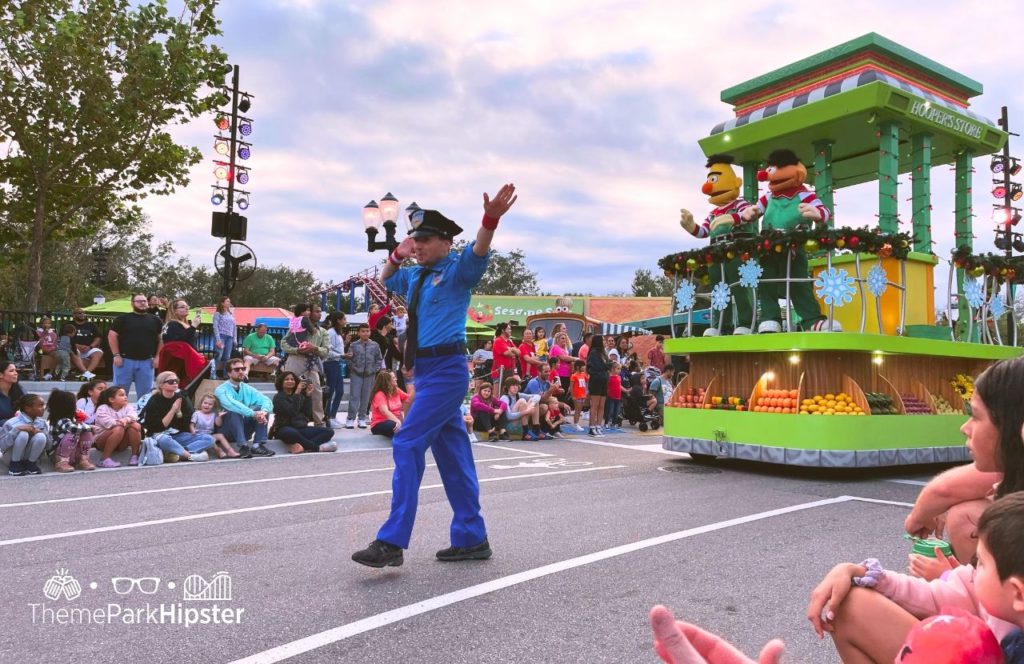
top-left (377, 353), bottom-right (487, 549)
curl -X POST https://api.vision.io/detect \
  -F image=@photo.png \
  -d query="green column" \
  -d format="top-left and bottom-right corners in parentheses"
top-left (911, 133), bottom-right (933, 253)
top-left (878, 121), bottom-right (900, 233)
top-left (742, 161), bottom-right (759, 210)
top-left (955, 148), bottom-right (975, 339)
top-left (813, 140), bottom-right (835, 227)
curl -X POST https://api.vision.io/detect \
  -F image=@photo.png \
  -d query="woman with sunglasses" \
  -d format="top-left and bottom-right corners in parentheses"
top-left (142, 371), bottom-right (216, 462)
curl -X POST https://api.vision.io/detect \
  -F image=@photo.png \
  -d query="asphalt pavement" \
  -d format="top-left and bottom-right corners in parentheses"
top-left (0, 425), bottom-right (951, 663)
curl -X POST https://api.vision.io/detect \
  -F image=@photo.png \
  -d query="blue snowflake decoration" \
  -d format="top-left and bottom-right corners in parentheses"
top-left (963, 278), bottom-right (984, 309)
top-left (738, 258), bottom-right (763, 289)
top-left (989, 294), bottom-right (1007, 319)
top-left (813, 267), bottom-right (856, 307)
top-left (710, 282), bottom-right (731, 311)
top-left (867, 265), bottom-right (888, 298)
top-left (675, 281), bottom-right (697, 312)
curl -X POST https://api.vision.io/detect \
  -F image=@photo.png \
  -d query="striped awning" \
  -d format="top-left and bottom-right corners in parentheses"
top-left (601, 322), bottom-right (652, 336)
top-left (710, 69), bottom-right (995, 136)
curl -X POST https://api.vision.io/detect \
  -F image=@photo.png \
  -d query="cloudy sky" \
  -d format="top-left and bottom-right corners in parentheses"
top-left (142, 0), bottom-right (1024, 304)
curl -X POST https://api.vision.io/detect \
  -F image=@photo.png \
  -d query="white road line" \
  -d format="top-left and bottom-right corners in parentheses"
top-left (0, 465), bottom-right (625, 547)
top-left (226, 495), bottom-right (856, 664)
top-left (885, 479), bottom-right (928, 487)
top-left (475, 443), bottom-right (551, 457)
top-left (0, 455), bottom-right (545, 509)
top-left (849, 496), bottom-right (916, 508)
top-left (566, 438), bottom-right (691, 456)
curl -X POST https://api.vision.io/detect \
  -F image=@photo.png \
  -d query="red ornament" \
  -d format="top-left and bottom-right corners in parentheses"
top-left (704, 253), bottom-right (714, 264)
top-left (741, 252), bottom-right (750, 262)
top-left (762, 239), bottom-right (772, 251)
top-left (848, 236), bottom-right (860, 249)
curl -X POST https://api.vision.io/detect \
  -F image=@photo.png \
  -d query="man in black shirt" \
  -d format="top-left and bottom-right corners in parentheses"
top-left (107, 293), bottom-right (163, 398)
top-left (70, 308), bottom-right (103, 379)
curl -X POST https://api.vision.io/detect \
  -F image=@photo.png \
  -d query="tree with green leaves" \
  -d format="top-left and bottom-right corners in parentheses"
top-left (630, 268), bottom-right (674, 297)
top-left (0, 0), bottom-right (228, 310)
top-left (452, 240), bottom-right (540, 296)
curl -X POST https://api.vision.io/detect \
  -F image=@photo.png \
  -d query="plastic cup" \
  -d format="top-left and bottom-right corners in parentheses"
top-left (911, 538), bottom-right (953, 558)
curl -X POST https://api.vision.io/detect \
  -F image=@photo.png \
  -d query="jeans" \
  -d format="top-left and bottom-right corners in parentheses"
top-left (155, 431), bottom-right (215, 455)
top-left (216, 334), bottom-right (235, 378)
top-left (347, 373), bottom-right (374, 422)
top-left (219, 411), bottom-right (268, 447)
top-left (323, 360), bottom-right (345, 420)
top-left (604, 398), bottom-right (621, 425)
top-left (113, 358), bottom-right (154, 398)
top-left (10, 431), bottom-right (47, 462)
top-left (277, 425), bottom-right (334, 451)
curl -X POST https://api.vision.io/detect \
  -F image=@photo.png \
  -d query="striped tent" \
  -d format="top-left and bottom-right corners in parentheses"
top-left (600, 322), bottom-right (651, 336)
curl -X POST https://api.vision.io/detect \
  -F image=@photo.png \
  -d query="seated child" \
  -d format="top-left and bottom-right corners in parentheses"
top-left (3, 393), bottom-right (49, 475)
top-left (192, 394), bottom-right (237, 458)
top-left (47, 389), bottom-right (95, 472)
top-left (545, 396), bottom-right (565, 437)
top-left (500, 377), bottom-right (544, 441)
top-left (93, 386), bottom-right (142, 468)
top-left (470, 381), bottom-right (508, 442)
top-left (36, 317), bottom-right (58, 379)
top-left (53, 323), bottom-right (76, 380)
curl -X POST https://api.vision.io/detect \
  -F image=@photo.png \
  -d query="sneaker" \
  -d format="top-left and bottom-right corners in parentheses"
top-left (345, 419), bottom-right (355, 429)
top-left (189, 451), bottom-right (210, 462)
top-left (43, 373), bottom-right (53, 380)
top-left (523, 431), bottom-right (537, 441)
top-left (24, 461), bottom-right (42, 475)
top-left (468, 433), bottom-right (479, 442)
top-left (128, 455), bottom-right (139, 466)
top-left (250, 445), bottom-right (274, 457)
top-left (7, 461), bottom-right (26, 476)
top-left (357, 420), bottom-right (368, 429)
top-left (539, 432), bottom-right (553, 440)
top-left (498, 432), bottom-right (511, 441)
top-left (436, 539), bottom-right (492, 562)
top-left (588, 427), bottom-right (597, 437)
top-left (81, 370), bottom-right (96, 380)
top-left (594, 428), bottom-right (605, 437)
top-left (352, 539), bottom-right (404, 568)
top-left (331, 418), bottom-right (344, 429)
top-left (238, 445), bottom-right (252, 459)
top-left (318, 441), bottom-right (338, 453)
top-left (487, 432), bottom-right (498, 442)
top-left (100, 458), bottom-right (121, 469)
top-left (552, 432), bottom-right (565, 439)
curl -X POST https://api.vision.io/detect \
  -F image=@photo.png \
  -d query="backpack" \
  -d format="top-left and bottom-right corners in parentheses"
top-left (138, 436), bottom-right (164, 466)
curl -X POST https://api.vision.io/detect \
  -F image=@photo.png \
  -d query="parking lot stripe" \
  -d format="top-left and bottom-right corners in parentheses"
top-left (226, 495), bottom-right (857, 664)
top-left (0, 454), bottom-right (548, 509)
top-left (0, 465), bottom-right (625, 547)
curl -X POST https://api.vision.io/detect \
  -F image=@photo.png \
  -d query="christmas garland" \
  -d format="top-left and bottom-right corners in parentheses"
top-left (951, 246), bottom-right (1024, 283)
top-left (658, 226), bottom-right (914, 278)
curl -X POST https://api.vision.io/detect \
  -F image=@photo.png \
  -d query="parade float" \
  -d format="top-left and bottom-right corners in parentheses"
top-left (661, 33), bottom-right (1023, 467)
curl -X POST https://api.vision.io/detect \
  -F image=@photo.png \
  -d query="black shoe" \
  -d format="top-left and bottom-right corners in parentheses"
top-left (250, 445), bottom-right (274, 457)
top-left (352, 539), bottom-right (404, 568)
top-left (238, 445), bottom-right (252, 459)
top-left (7, 460), bottom-right (26, 476)
top-left (498, 432), bottom-right (510, 441)
top-left (436, 539), bottom-right (492, 562)
top-left (24, 461), bottom-right (42, 475)
top-left (487, 432), bottom-right (498, 442)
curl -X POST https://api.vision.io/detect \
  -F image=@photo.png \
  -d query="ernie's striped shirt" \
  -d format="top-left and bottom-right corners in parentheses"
top-left (755, 186), bottom-right (831, 227)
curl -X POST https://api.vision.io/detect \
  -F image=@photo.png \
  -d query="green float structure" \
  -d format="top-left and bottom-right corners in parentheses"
top-left (661, 34), bottom-right (1021, 467)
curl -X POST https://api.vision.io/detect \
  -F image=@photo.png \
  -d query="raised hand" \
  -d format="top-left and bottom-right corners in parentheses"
top-left (483, 183), bottom-right (518, 219)
top-left (741, 206), bottom-right (761, 222)
top-left (393, 236), bottom-right (416, 260)
top-left (680, 209), bottom-right (697, 234)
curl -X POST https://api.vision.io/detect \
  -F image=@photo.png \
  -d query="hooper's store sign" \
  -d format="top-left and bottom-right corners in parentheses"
top-left (908, 101), bottom-right (982, 139)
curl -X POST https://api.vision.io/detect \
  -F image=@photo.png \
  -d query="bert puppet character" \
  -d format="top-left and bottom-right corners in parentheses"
top-left (679, 154), bottom-right (755, 335)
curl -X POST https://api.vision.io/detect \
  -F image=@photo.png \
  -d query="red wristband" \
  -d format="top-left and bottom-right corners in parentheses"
top-left (388, 251), bottom-right (403, 266)
top-left (481, 214), bottom-right (500, 231)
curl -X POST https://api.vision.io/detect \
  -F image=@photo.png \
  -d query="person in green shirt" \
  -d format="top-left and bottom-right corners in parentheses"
top-left (241, 324), bottom-right (281, 378)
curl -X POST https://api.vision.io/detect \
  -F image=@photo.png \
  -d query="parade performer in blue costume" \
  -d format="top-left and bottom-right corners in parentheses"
top-left (352, 183), bottom-right (518, 569)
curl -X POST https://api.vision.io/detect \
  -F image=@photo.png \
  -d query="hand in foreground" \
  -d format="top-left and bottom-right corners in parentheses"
top-left (650, 605), bottom-right (785, 664)
top-left (908, 547), bottom-right (959, 581)
top-left (903, 512), bottom-right (936, 540)
top-left (483, 183), bottom-right (518, 219)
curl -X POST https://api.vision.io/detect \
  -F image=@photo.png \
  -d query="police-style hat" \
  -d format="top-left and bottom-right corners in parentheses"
top-left (408, 209), bottom-right (463, 240)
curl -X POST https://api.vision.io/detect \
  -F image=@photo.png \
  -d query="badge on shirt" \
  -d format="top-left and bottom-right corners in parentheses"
top-left (431, 274), bottom-right (443, 287)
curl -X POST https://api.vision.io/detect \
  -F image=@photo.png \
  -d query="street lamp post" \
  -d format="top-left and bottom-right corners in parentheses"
top-left (363, 193), bottom-right (418, 253)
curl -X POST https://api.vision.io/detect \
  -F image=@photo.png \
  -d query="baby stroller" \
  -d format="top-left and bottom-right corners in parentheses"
top-left (11, 325), bottom-right (39, 379)
top-left (622, 374), bottom-right (661, 432)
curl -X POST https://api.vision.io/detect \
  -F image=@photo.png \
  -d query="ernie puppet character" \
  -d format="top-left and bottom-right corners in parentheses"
top-left (741, 148), bottom-right (841, 333)
top-left (679, 154), bottom-right (755, 335)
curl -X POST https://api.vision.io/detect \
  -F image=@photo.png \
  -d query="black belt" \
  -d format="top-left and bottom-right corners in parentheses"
top-left (709, 232), bottom-right (753, 245)
top-left (416, 342), bottom-right (466, 358)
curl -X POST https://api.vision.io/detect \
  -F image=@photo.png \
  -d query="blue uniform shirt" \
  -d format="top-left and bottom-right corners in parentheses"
top-left (385, 242), bottom-right (490, 348)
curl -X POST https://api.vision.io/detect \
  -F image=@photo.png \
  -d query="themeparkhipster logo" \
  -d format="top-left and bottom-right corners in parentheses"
top-left (30, 569), bottom-right (245, 627)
